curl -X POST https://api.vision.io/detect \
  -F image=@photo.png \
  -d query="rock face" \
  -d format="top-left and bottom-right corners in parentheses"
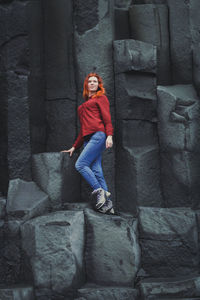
top-left (138, 207), bottom-right (199, 278)
top-left (0, 285), bottom-right (34, 300)
top-left (32, 152), bottom-right (81, 210)
top-left (139, 276), bottom-right (200, 299)
top-left (6, 179), bottom-right (49, 221)
top-left (0, 1), bottom-right (32, 182)
top-left (84, 209), bottom-right (140, 286)
top-left (42, 0), bottom-right (77, 152)
top-left (77, 286), bottom-right (138, 300)
top-left (129, 4), bottom-right (171, 85)
top-left (21, 210), bottom-right (85, 299)
top-left (113, 39), bottom-right (163, 213)
top-left (157, 84), bottom-right (200, 208)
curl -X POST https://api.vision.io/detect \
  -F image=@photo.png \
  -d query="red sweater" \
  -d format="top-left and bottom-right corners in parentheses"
top-left (73, 95), bottom-right (114, 149)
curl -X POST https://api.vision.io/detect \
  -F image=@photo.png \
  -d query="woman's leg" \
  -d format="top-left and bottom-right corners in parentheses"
top-left (91, 155), bottom-right (108, 191)
top-left (75, 131), bottom-right (106, 190)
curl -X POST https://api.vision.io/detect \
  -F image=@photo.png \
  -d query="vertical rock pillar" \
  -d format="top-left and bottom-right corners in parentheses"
top-left (0, 1), bottom-right (32, 181)
top-left (42, 0), bottom-right (77, 152)
top-left (114, 39), bottom-right (163, 214)
top-left (157, 84), bottom-right (200, 208)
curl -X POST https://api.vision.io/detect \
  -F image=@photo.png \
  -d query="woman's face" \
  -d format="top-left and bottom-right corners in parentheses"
top-left (88, 76), bottom-right (99, 93)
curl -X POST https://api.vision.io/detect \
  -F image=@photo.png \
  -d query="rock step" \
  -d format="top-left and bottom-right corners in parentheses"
top-left (76, 286), bottom-right (138, 300)
top-left (0, 285), bottom-right (34, 300)
top-left (139, 276), bottom-right (200, 299)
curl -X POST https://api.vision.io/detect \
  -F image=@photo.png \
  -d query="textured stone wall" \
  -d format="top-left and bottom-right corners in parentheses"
top-left (1, 0), bottom-right (200, 299)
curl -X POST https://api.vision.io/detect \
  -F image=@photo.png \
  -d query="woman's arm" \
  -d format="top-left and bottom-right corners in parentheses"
top-left (61, 129), bottom-right (83, 156)
top-left (97, 95), bottom-right (114, 136)
top-left (72, 129), bottom-right (84, 149)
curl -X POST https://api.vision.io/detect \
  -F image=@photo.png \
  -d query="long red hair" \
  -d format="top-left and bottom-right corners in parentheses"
top-left (83, 72), bottom-right (106, 100)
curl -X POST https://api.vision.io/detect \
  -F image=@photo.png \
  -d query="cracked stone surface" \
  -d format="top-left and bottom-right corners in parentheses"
top-left (32, 152), bottom-right (81, 210)
top-left (0, 285), bottom-right (34, 300)
top-left (129, 4), bottom-right (170, 84)
top-left (116, 120), bottom-right (163, 212)
top-left (138, 207), bottom-right (199, 278)
top-left (139, 276), bottom-right (200, 299)
top-left (6, 179), bottom-right (49, 221)
top-left (84, 209), bottom-right (140, 286)
top-left (157, 84), bottom-right (200, 207)
top-left (21, 210), bottom-right (85, 298)
top-left (0, 197), bottom-right (6, 219)
top-left (77, 285), bottom-right (138, 300)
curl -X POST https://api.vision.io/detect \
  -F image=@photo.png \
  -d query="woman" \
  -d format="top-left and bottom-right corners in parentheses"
top-left (62, 72), bottom-right (114, 214)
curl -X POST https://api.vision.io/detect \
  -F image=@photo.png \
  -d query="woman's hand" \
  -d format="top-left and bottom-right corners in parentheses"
top-left (106, 135), bottom-right (113, 149)
top-left (61, 146), bottom-right (75, 157)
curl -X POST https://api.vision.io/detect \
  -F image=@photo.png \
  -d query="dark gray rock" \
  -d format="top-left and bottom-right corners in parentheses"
top-left (116, 120), bottom-right (163, 213)
top-left (0, 72), bottom-right (8, 195)
top-left (0, 197), bottom-right (6, 219)
top-left (114, 9), bottom-right (130, 40)
top-left (114, 39), bottom-right (157, 75)
top-left (21, 210), bottom-right (85, 296)
top-left (115, 0), bottom-right (133, 8)
top-left (157, 85), bottom-right (200, 207)
top-left (77, 285), bottom-right (138, 300)
top-left (6, 179), bottom-right (49, 221)
top-left (7, 71), bottom-right (31, 180)
top-left (74, 0), bottom-right (115, 105)
top-left (132, 0), bottom-right (192, 83)
top-left (157, 85), bottom-right (200, 152)
top-left (46, 99), bottom-right (76, 152)
top-left (133, 0), bottom-right (166, 3)
top-left (0, 285), bottom-right (34, 300)
top-left (129, 4), bottom-right (171, 84)
top-left (28, 0), bottom-right (46, 154)
top-left (84, 209), bottom-right (140, 286)
top-left (138, 207), bottom-right (199, 278)
top-left (167, 0), bottom-right (192, 84)
top-left (0, 2), bottom-right (31, 182)
top-left (139, 276), bottom-right (200, 299)
top-left (43, 0), bottom-right (76, 100)
top-left (189, 0), bottom-right (200, 95)
top-left (113, 40), bottom-right (157, 121)
top-left (63, 202), bottom-right (91, 211)
top-left (32, 152), bottom-right (81, 210)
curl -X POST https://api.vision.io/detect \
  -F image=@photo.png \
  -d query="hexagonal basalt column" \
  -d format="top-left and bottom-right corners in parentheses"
top-left (129, 4), bottom-right (171, 85)
top-left (157, 84), bottom-right (200, 208)
top-left (138, 207), bottom-right (199, 278)
top-left (84, 209), bottom-right (140, 286)
top-left (32, 152), bottom-right (81, 210)
top-left (21, 210), bottom-right (85, 299)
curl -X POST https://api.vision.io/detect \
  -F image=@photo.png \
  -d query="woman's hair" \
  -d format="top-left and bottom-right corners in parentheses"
top-left (83, 72), bottom-right (106, 100)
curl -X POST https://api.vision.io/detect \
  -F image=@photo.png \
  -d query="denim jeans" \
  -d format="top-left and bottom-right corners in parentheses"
top-left (75, 131), bottom-right (108, 191)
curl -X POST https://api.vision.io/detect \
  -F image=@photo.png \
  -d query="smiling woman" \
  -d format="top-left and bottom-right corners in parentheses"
top-left (61, 72), bottom-right (114, 214)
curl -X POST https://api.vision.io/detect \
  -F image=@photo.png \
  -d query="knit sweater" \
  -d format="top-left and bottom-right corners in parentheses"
top-left (73, 95), bottom-right (114, 149)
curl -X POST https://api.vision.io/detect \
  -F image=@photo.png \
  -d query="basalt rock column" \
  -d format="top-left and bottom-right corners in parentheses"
top-left (0, 1), bottom-right (32, 182)
top-left (28, 0), bottom-right (46, 154)
top-left (129, 4), bottom-right (171, 85)
top-left (157, 84), bottom-right (200, 208)
top-left (189, 0), bottom-right (200, 96)
top-left (132, 0), bottom-right (193, 84)
top-left (42, 0), bottom-right (77, 152)
top-left (114, 39), bottom-right (163, 213)
top-left (21, 211), bottom-right (85, 300)
top-left (74, 0), bottom-right (116, 202)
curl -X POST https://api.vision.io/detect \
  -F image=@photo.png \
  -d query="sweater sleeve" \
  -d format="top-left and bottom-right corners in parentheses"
top-left (97, 95), bottom-right (114, 136)
top-left (72, 128), bottom-right (84, 149)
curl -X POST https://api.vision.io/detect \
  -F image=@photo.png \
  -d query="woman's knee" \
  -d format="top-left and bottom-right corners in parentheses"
top-left (75, 159), bottom-right (88, 172)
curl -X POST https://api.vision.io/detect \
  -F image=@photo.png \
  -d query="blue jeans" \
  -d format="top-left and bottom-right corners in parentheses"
top-left (75, 131), bottom-right (108, 191)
